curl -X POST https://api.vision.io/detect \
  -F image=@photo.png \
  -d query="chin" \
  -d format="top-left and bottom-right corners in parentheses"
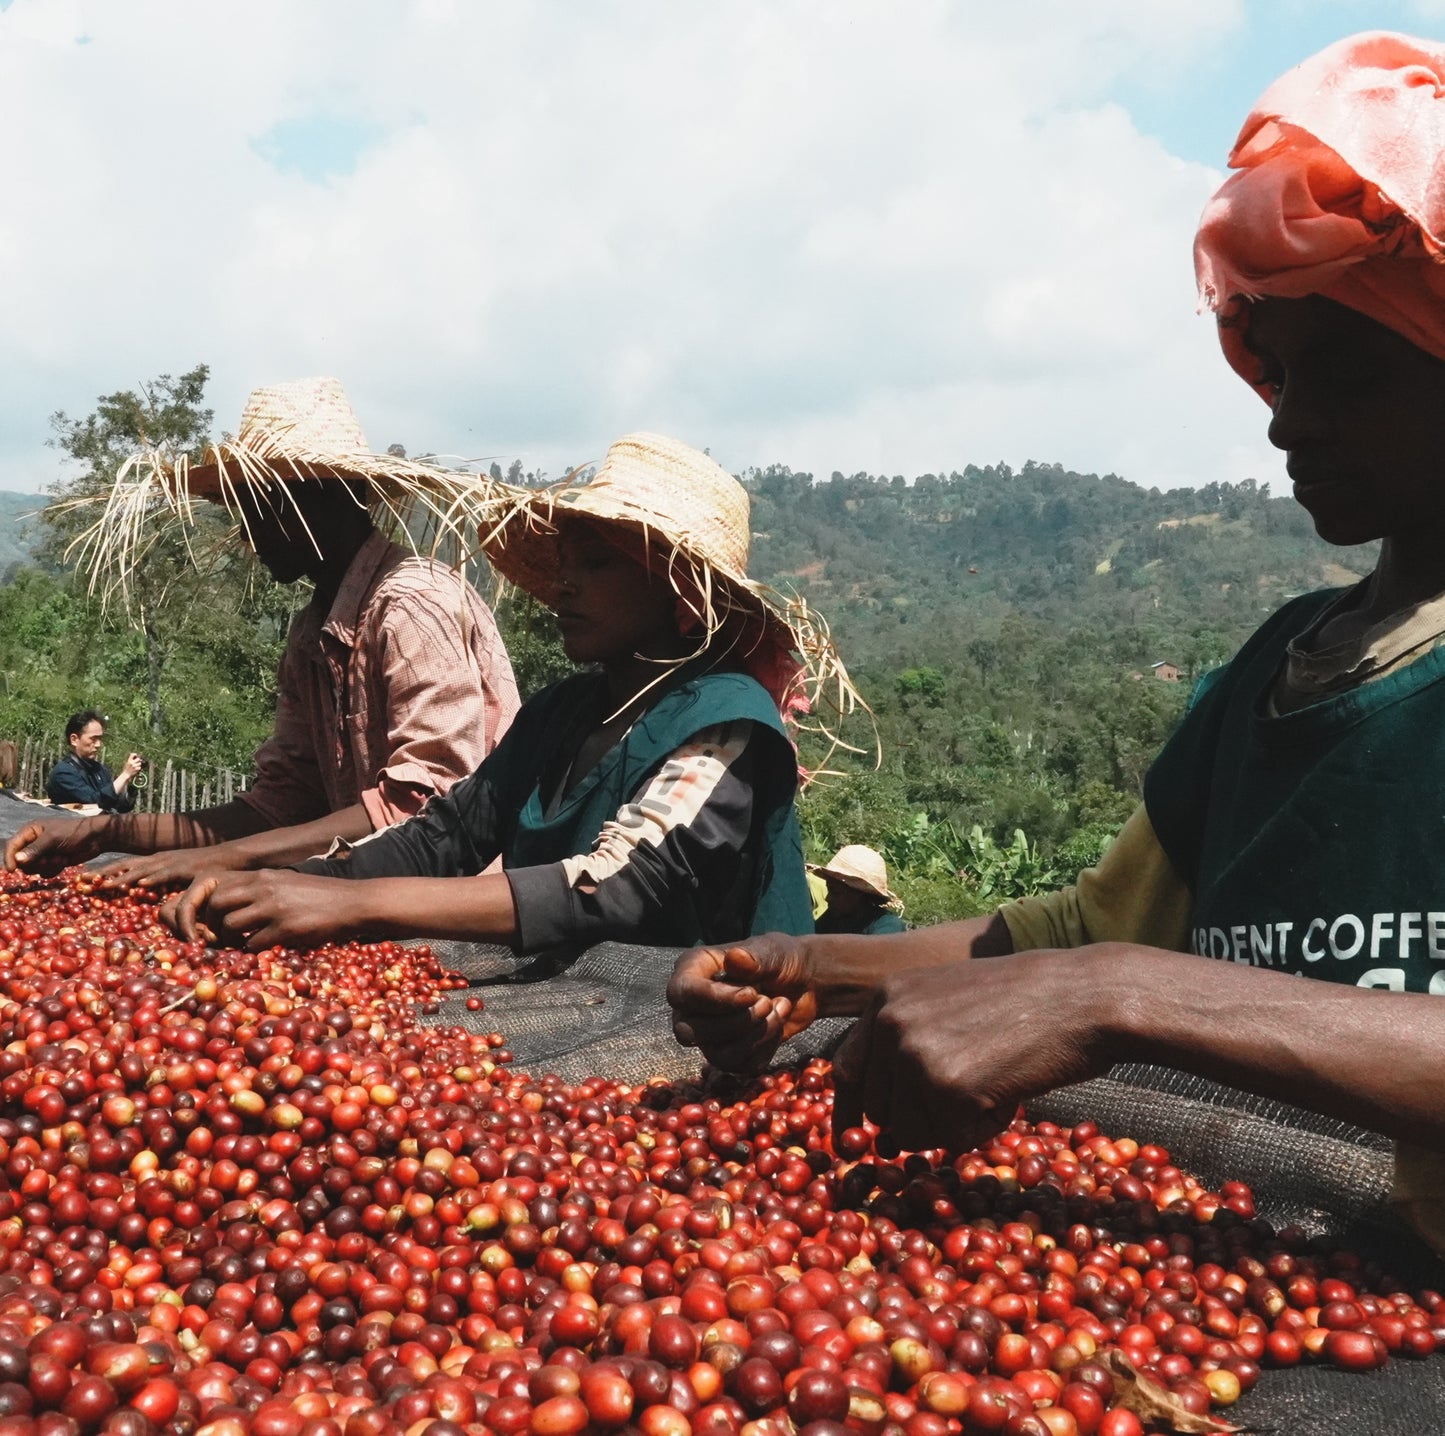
top-left (1297, 495), bottom-right (1381, 549)
top-left (1311, 516), bottom-right (1381, 548)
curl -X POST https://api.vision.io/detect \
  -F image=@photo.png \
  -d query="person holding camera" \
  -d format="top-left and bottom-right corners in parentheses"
top-left (44, 710), bottom-right (142, 814)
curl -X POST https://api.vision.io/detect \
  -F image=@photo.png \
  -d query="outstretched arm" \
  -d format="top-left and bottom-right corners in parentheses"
top-left (167, 869), bottom-right (518, 950)
top-left (669, 914), bottom-right (1015, 1071)
top-left (97, 803), bottom-right (377, 891)
top-left (6, 801), bottom-right (272, 874)
top-left (832, 943), bottom-right (1445, 1153)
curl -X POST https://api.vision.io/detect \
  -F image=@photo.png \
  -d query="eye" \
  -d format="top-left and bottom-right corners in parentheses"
top-left (1251, 355), bottom-right (1285, 398)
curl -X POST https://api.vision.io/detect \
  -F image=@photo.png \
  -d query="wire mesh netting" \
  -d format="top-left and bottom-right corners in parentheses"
top-left (3, 792), bottom-right (1443, 1431)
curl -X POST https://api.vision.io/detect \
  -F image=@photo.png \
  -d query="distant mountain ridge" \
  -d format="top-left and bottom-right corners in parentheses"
top-left (741, 462), bottom-right (1371, 676)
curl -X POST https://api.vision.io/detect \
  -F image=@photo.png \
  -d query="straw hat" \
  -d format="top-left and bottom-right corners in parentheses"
top-left (179, 378), bottom-right (482, 501)
top-left (808, 845), bottom-right (900, 907)
top-left (68, 378), bottom-right (508, 609)
top-left (483, 433), bottom-right (752, 607)
top-left (481, 433), bottom-right (868, 740)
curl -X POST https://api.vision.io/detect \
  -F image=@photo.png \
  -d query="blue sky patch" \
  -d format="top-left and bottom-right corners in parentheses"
top-left (251, 113), bottom-right (386, 182)
top-left (1118, 1), bottom-right (1445, 165)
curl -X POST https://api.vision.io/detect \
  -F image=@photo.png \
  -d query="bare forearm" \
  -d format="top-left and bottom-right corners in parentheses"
top-left (1105, 946), bottom-right (1445, 1147)
top-left (804, 912), bottom-right (1013, 1017)
top-left (225, 803), bottom-right (376, 870)
top-left (80, 800), bottom-right (271, 855)
top-left (347, 874), bottom-right (519, 945)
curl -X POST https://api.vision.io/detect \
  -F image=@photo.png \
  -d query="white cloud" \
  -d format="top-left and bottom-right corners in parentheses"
top-left (0, 0), bottom-right (1277, 500)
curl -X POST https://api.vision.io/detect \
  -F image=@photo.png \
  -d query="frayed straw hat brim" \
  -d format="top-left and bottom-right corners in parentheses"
top-left (483, 490), bottom-right (810, 689)
top-left (479, 433), bottom-right (875, 769)
top-left (65, 378), bottom-right (513, 614)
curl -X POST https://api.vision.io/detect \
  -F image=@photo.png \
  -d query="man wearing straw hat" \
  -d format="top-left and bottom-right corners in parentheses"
top-left (809, 845), bottom-right (906, 937)
top-left (6, 378), bottom-right (520, 881)
top-left (159, 432), bottom-right (865, 955)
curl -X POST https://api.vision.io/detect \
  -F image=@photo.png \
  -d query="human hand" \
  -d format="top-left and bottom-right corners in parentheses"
top-left (121, 753), bottom-right (144, 780)
top-left (832, 948), bottom-right (1119, 1153)
top-left (5, 820), bottom-right (106, 874)
top-left (161, 869), bottom-right (370, 951)
top-left (668, 933), bottom-right (818, 1072)
top-left (97, 843), bottom-right (247, 894)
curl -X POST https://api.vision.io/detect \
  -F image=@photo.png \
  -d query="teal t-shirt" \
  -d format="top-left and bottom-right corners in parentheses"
top-left (498, 670), bottom-right (815, 940)
top-left (1145, 589), bottom-right (1445, 994)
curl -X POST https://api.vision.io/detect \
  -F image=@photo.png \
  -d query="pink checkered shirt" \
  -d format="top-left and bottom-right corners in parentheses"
top-left (241, 532), bottom-right (520, 831)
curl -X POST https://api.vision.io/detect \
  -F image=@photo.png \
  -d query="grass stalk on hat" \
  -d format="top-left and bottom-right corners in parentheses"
top-left (58, 380), bottom-right (516, 617)
top-left (478, 444), bottom-right (878, 776)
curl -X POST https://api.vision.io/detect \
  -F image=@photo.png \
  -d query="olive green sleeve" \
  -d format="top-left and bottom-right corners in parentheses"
top-left (1000, 805), bottom-right (1193, 953)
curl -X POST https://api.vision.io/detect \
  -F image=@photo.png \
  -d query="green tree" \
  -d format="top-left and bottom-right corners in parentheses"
top-left (44, 368), bottom-right (218, 733)
top-left (41, 367), bottom-right (295, 754)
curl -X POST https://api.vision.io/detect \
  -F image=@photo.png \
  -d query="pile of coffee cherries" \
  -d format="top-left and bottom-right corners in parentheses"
top-left (0, 871), bottom-right (1436, 1436)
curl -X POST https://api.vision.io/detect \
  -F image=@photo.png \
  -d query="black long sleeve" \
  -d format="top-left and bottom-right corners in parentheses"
top-left (296, 720), bottom-right (770, 950)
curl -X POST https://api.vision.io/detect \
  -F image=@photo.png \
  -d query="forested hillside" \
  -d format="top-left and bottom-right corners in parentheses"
top-left (732, 463), bottom-right (1373, 919)
top-left (747, 462), bottom-right (1368, 673)
top-left (0, 453), bottom-right (1372, 923)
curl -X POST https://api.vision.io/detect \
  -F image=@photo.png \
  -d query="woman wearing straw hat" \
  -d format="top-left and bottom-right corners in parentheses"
top-left (164, 433), bottom-right (858, 955)
top-left (809, 845), bottom-right (905, 936)
top-left (6, 378), bottom-right (520, 882)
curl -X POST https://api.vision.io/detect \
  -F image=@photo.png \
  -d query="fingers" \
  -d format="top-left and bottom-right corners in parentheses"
top-left (173, 875), bottom-right (224, 943)
top-left (6, 824), bottom-right (45, 871)
top-left (831, 999), bottom-right (940, 1153)
top-left (667, 947), bottom-right (764, 1017)
top-left (718, 946), bottom-right (762, 981)
top-left (99, 855), bottom-right (190, 892)
top-left (830, 1012), bottom-right (872, 1138)
top-left (673, 990), bottom-right (789, 1072)
top-left (672, 995), bottom-right (768, 1053)
top-left (96, 857), bottom-right (144, 889)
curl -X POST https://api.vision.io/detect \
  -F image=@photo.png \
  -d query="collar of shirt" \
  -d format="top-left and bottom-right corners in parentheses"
top-left (316, 529), bottom-right (409, 652)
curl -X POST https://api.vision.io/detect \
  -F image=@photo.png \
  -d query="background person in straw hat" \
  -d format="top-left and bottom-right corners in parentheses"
top-left (6, 378), bottom-right (520, 882)
top-left (809, 845), bottom-right (905, 937)
top-left (158, 432), bottom-right (860, 955)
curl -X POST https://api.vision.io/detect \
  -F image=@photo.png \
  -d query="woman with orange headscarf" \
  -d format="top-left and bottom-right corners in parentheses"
top-left (668, 32), bottom-right (1445, 1243)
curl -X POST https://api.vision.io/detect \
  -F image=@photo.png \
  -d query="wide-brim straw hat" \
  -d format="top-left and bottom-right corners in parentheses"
top-left (66, 378), bottom-right (509, 609)
top-left (481, 432), bottom-right (870, 751)
top-left (808, 844), bottom-right (901, 907)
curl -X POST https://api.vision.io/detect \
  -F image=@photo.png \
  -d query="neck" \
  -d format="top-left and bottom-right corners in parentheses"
top-left (601, 645), bottom-right (700, 713)
top-left (1364, 536), bottom-right (1445, 618)
top-left (308, 521), bottom-right (375, 604)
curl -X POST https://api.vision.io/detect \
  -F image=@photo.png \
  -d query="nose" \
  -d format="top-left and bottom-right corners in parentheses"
top-left (1265, 373), bottom-right (1328, 454)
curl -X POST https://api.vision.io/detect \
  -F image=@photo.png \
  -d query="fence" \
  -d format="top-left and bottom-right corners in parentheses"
top-left (13, 734), bottom-right (247, 813)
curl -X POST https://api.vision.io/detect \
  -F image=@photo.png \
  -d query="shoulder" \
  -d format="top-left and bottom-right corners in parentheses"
top-left (659, 672), bottom-right (786, 731)
top-left (365, 557), bottom-right (495, 624)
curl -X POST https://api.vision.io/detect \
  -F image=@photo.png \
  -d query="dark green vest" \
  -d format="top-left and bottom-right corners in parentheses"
top-left (1145, 589), bottom-right (1445, 994)
top-left (498, 670), bottom-right (814, 939)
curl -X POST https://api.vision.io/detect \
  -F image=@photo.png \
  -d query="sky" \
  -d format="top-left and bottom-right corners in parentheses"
top-left (2, 0), bottom-right (1443, 498)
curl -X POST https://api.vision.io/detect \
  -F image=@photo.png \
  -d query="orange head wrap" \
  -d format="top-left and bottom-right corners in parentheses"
top-left (1194, 31), bottom-right (1445, 400)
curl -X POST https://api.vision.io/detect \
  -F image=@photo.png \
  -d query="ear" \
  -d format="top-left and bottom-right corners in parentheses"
top-left (674, 597), bottom-right (704, 637)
